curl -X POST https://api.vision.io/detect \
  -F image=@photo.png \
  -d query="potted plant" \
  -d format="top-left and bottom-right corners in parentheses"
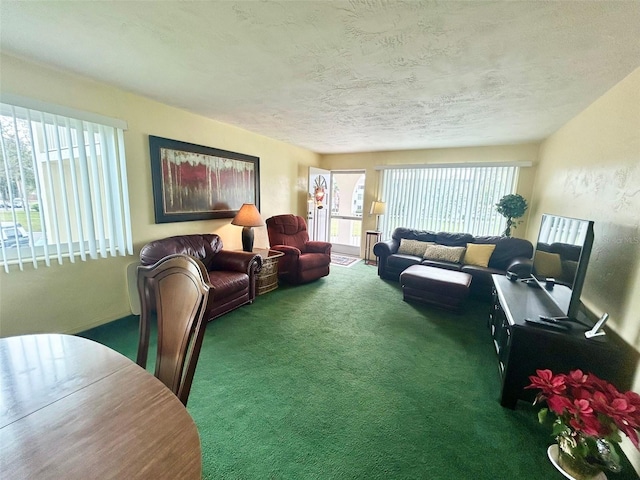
top-left (527, 369), bottom-right (640, 479)
top-left (495, 194), bottom-right (528, 237)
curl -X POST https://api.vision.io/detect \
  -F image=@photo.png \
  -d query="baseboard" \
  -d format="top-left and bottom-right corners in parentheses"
top-left (64, 311), bottom-right (135, 335)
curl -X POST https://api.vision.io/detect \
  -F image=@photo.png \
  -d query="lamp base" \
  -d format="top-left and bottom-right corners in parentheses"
top-left (241, 226), bottom-right (254, 252)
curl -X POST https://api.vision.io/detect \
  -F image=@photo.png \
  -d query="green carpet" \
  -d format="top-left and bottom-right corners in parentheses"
top-left (80, 262), bottom-right (638, 479)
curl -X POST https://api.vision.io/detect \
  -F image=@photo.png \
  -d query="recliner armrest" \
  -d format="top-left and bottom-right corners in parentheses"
top-left (271, 245), bottom-right (302, 257)
top-left (305, 241), bottom-right (331, 255)
top-left (210, 250), bottom-right (263, 275)
top-left (270, 244), bottom-right (301, 278)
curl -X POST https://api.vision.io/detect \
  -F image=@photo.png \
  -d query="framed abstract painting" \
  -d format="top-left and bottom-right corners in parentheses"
top-left (149, 135), bottom-right (260, 223)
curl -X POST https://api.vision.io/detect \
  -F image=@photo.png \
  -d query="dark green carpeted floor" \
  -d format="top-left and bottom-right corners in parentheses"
top-left (81, 261), bottom-right (638, 479)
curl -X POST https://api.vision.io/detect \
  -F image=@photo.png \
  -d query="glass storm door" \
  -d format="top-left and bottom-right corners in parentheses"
top-left (329, 171), bottom-right (365, 256)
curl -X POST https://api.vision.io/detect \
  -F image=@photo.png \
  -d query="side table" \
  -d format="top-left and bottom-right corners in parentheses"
top-left (364, 230), bottom-right (381, 266)
top-left (253, 249), bottom-right (284, 295)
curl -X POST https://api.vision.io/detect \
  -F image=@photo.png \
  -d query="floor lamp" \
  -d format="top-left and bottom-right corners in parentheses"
top-left (370, 201), bottom-right (385, 232)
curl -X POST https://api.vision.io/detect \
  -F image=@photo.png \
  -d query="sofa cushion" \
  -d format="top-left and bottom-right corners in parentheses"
top-left (398, 239), bottom-right (433, 256)
top-left (208, 271), bottom-right (249, 297)
top-left (461, 264), bottom-right (504, 294)
top-left (474, 236), bottom-right (534, 270)
top-left (421, 259), bottom-right (462, 271)
top-left (388, 254), bottom-right (423, 271)
top-left (533, 250), bottom-right (563, 278)
top-left (463, 243), bottom-right (496, 267)
top-left (423, 244), bottom-right (466, 263)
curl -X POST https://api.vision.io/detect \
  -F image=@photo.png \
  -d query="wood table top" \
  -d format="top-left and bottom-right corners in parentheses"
top-left (0, 334), bottom-right (202, 479)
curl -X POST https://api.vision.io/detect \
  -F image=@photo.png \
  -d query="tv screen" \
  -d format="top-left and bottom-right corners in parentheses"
top-left (532, 214), bottom-right (594, 319)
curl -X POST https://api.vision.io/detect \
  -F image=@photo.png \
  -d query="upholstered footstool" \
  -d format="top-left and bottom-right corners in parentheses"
top-left (400, 265), bottom-right (472, 310)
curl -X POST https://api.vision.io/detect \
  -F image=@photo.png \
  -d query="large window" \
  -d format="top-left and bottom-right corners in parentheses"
top-left (379, 165), bottom-right (519, 237)
top-left (0, 96), bottom-right (133, 271)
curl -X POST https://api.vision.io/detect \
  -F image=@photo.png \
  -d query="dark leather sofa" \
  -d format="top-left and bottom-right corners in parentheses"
top-left (373, 227), bottom-right (534, 298)
top-left (140, 234), bottom-right (262, 321)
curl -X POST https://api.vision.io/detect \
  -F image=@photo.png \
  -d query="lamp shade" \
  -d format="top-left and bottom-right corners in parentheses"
top-left (370, 201), bottom-right (386, 215)
top-left (231, 204), bottom-right (264, 227)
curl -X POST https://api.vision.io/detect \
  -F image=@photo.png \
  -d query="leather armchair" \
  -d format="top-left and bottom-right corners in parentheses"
top-left (140, 234), bottom-right (262, 321)
top-left (266, 214), bottom-right (331, 284)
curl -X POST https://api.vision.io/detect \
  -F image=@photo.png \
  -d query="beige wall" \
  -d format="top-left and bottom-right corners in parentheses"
top-left (529, 67), bottom-right (640, 348)
top-left (320, 144), bottom-right (540, 253)
top-left (530, 67), bottom-right (640, 468)
top-left (0, 54), bottom-right (319, 336)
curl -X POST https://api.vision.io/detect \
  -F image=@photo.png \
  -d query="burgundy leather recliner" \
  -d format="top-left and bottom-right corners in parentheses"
top-left (140, 234), bottom-right (262, 321)
top-left (266, 214), bottom-right (331, 284)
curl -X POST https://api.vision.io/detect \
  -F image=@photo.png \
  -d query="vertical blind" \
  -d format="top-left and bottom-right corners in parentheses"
top-left (379, 165), bottom-right (519, 237)
top-left (538, 215), bottom-right (588, 246)
top-left (0, 99), bottom-right (133, 271)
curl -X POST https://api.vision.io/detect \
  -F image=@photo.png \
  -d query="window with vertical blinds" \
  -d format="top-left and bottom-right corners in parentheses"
top-left (379, 165), bottom-right (519, 238)
top-left (0, 97), bottom-right (133, 271)
top-left (538, 215), bottom-right (588, 246)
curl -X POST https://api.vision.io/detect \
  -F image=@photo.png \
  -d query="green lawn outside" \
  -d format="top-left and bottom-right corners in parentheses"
top-left (0, 209), bottom-right (42, 231)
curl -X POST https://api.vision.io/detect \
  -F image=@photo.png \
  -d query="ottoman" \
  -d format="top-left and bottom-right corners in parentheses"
top-left (400, 265), bottom-right (472, 310)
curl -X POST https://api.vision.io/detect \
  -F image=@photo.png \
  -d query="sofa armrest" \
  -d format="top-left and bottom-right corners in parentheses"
top-left (373, 239), bottom-right (399, 257)
top-left (373, 239), bottom-right (400, 278)
top-left (506, 257), bottom-right (533, 277)
top-left (210, 250), bottom-right (263, 275)
top-left (306, 241), bottom-right (331, 255)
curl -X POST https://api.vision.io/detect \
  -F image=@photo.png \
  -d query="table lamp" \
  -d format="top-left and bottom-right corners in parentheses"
top-left (231, 203), bottom-right (264, 252)
top-left (370, 201), bottom-right (386, 232)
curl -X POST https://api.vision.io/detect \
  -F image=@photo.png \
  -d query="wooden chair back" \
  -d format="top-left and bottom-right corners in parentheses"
top-left (136, 254), bottom-right (210, 405)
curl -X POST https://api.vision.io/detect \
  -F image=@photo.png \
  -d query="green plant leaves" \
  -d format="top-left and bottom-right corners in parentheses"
top-left (495, 194), bottom-right (528, 219)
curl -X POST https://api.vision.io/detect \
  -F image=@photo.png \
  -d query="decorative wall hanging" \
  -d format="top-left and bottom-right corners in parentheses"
top-left (313, 176), bottom-right (327, 209)
top-left (149, 136), bottom-right (260, 223)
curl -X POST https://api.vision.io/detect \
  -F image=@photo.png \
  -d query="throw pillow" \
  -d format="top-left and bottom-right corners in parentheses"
top-left (397, 239), bottom-right (433, 257)
top-left (533, 251), bottom-right (563, 278)
top-left (463, 243), bottom-right (496, 268)
top-left (423, 244), bottom-right (466, 264)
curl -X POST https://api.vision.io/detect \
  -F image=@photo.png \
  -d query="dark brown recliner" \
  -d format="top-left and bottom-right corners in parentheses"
top-left (266, 214), bottom-right (331, 284)
top-left (140, 234), bottom-right (262, 321)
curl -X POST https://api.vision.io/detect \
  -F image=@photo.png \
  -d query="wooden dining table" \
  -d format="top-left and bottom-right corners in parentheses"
top-left (0, 334), bottom-right (202, 479)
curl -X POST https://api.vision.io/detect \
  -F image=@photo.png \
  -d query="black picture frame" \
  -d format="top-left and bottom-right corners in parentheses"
top-left (149, 135), bottom-right (260, 224)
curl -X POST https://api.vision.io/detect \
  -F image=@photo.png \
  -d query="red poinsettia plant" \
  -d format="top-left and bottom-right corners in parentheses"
top-left (527, 369), bottom-right (640, 473)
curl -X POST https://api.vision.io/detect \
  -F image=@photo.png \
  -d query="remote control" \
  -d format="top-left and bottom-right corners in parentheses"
top-left (539, 315), bottom-right (569, 323)
top-left (525, 317), bottom-right (570, 331)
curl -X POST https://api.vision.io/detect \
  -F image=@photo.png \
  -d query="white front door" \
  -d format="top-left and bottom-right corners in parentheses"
top-left (308, 167), bottom-right (330, 242)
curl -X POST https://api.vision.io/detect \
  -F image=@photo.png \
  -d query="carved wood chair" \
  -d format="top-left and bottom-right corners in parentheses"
top-left (136, 253), bottom-right (210, 406)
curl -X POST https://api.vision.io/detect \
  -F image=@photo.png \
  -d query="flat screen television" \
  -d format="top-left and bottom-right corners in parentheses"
top-left (531, 214), bottom-right (594, 319)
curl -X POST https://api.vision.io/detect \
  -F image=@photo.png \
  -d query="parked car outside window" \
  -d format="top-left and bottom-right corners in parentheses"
top-left (0, 222), bottom-right (30, 248)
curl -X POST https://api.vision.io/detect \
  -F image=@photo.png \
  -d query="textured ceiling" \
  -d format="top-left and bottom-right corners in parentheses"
top-left (1, 1), bottom-right (639, 154)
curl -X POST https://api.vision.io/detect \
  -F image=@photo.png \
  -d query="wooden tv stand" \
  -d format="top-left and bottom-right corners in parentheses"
top-left (489, 274), bottom-right (638, 409)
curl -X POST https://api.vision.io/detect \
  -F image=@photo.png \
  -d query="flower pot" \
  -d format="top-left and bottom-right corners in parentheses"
top-left (547, 445), bottom-right (607, 480)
